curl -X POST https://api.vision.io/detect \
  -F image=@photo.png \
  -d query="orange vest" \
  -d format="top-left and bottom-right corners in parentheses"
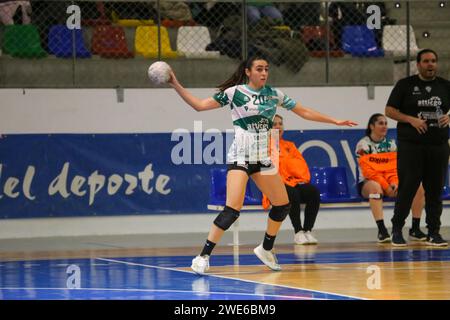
top-left (358, 151), bottom-right (398, 191)
top-left (262, 138), bottom-right (310, 209)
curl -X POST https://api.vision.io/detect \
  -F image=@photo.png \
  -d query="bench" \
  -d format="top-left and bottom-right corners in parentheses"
top-left (207, 167), bottom-right (450, 245)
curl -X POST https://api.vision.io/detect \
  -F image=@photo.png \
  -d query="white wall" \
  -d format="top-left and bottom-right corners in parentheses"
top-left (0, 86), bottom-right (395, 134)
top-left (0, 86), bottom-right (431, 239)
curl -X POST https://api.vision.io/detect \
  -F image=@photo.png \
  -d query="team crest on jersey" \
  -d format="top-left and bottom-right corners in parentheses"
top-left (425, 86), bottom-right (432, 93)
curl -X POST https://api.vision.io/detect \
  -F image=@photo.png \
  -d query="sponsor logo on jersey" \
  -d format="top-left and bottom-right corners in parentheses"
top-left (246, 118), bottom-right (270, 131)
top-left (369, 156), bottom-right (389, 164)
top-left (417, 96), bottom-right (442, 108)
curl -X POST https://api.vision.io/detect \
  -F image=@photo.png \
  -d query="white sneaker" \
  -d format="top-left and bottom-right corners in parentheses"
top-left (253, 244), bottom-right (281, 271)
top-left (294, 231), bottom-right (308, 245)
top-left (304, 231), bottom-right (318, 244)
top-left (191, 255), bottom-right (210, 275)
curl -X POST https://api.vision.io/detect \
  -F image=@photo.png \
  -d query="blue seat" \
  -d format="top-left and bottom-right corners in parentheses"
top-left (342, 25), bottom-right (384, 57)
top-left (310, 166), bottom-right (360, 203)
top-left (48, 25), bottom-right (91, 58)
top-left (209, 168), bottom-right (261, 207)
top-left (442, 165), bottom-right (450, 200)
top-left (442, 186), bottom-right (450, 200)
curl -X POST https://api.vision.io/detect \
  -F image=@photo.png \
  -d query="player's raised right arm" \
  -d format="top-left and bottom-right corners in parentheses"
top-left (168, 70), bottom-right (221, 112)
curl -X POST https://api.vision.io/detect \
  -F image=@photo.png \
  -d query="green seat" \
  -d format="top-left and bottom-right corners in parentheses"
top-left (2, 25), bottom-right (47, 58)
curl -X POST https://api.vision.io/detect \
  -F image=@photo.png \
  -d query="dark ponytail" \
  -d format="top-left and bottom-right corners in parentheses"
top-left (217, 56), bottom-right (267, 92)
top-left (365, 113), bottom-right (384, 136)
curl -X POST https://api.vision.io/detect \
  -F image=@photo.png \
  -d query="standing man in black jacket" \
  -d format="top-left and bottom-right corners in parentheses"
top-left (386, 49), bottom-right (450, 247)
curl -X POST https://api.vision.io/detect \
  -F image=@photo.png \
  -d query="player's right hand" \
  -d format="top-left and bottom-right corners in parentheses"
top-left (167, 70), bottom-right (178, 87)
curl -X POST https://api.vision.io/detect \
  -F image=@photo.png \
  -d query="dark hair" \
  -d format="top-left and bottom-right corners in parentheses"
top-left (417, 49), bottom-right (438, 63)
top-left (217, 56), bottom-right (268, 92)
top-left (365, 113), bottom-right (385, 136)
top-left (274, 114), bottom-right (283, 121)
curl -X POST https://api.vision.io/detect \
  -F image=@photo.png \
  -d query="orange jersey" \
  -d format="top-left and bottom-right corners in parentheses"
top-left (262, 138), bottom-right (310, 209)
top-left (277, 139), bottom-right (310, 186)
top-left (358, 151), bottom-right (398, 191)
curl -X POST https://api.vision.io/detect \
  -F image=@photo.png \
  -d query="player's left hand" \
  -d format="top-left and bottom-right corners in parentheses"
top-left (438, 114), bottom-right (450, 128)
top-left (335, 120), bottom-right (358, 127)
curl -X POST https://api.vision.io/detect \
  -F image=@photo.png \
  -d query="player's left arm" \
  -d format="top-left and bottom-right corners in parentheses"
top-left (291, 103), bottom-right (357, 127)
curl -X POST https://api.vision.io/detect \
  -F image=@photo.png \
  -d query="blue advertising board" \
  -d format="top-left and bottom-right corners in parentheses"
top-left (0, 129), bottom-right (396, 218)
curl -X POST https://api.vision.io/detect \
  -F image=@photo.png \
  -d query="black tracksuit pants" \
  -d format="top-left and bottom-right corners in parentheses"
top-left (392, 140), bottom-right (449, 235)
top-left (285, 183), bottom-right (321, 233)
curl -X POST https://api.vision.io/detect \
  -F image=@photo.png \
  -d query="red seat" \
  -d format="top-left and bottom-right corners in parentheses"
top-left (91, 25), bottom-right (134, 58)
top-left (82, 2), bottom-right (111, 26)
top-left (301, 26), bottom-right (344, 58)
top-left (310, 50), bottom-right (345, 58)
top-left (161, 19), bottom-right (197, 28)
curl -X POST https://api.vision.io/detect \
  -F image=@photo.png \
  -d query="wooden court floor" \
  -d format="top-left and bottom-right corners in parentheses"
top-left (1, 240), bottom-right (449, 300)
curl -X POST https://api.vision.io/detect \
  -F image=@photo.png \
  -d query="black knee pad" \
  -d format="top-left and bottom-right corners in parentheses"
top-left (213, 206), bottom-right (240, 231)
top-left (269, 203), bottom-right (291, 222)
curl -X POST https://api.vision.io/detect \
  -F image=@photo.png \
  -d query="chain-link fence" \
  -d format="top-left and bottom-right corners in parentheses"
top-left (0, 0), bottom-right (449, 88)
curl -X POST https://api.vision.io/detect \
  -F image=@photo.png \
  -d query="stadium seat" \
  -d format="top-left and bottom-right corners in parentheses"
top-left (273, 25), bottom-right (292, 33)
top-left (442, 186), bottom-right (450, 200)
top-left (161, 19), bottom-right (196, 28)
top-left (209, 168), bottom-right (261, 206)
top-left (81, 1), bottom-right (111, 26)
top-left (134, 26), bottom-right (177, 58)
top-left (301, 26), bottom-right (344, 58)
top-left (2, 25), bottom-right (47, 58)
top-left (91, 25), bottom-right (134, 58)
top-left (48, 25), bottom-right (91, 58)
top-left (342, 25), bottom-right (384, 57)
top-left (115, 19), bottom-right (155, 27)
top-left (382, 25), bottom-right (420, 60)
top-left (111, 9), bottom-right (154, 27)
top-left (310, 167), bottom-right (360, 203)
top-left (442, 165), bottom-right (450, 200)
top-left (176, 26), bottom-right (220, 58)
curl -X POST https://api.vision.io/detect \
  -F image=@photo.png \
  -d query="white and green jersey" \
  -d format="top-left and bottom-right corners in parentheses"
top-left (355, 136), bottom-right (397, 183)
top-left (213, 84), bottom-right (296, 163)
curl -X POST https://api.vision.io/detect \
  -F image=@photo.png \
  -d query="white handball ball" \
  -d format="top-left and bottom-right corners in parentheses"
top-left (147, 61), bottom-right (171, 85)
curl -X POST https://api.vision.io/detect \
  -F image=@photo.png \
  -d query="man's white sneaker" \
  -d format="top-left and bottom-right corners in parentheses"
top-left (294, 231), bottom-right (308, 245)
top-left (253, 244), bottom-right (282, 271)
top-left (304, 231), bottom-right (318, 244)
top-left (191, 255), bottom-right (210, 275)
